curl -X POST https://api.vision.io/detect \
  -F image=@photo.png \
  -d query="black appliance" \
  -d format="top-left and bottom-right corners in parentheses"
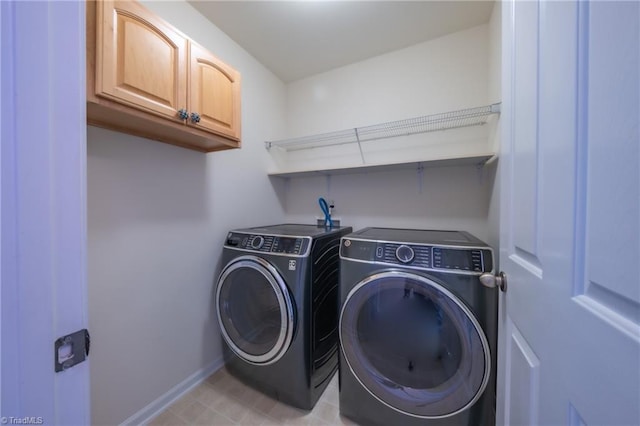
top-left (339, 227), bottom-right (498, 425)
top-left (216, 224), bottom-right (352, 409)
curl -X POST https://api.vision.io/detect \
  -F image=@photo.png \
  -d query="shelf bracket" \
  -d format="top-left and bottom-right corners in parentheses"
top-left (284, 176), bottom-right (291, 194)
top-left (476, 163), bottom-right (485, 185)
top-left (417, 163), bottom-right (424, 194)
top-left (354, 128), bottom-right (365, 164)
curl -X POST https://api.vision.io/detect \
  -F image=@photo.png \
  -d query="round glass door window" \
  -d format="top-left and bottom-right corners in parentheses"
top-left (216, 256), bottom-right (295, 365)
top-left (339, 271), bottom-right (490, 418)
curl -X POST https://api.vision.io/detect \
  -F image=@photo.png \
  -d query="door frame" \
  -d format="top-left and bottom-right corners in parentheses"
top-left (1, 1), bottom-right (89, 423)
top-left (496, 0), bottom-right (514, 424)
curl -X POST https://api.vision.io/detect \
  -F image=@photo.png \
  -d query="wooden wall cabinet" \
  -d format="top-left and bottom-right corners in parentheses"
top-left (87, 0), bottom-right (241, 152)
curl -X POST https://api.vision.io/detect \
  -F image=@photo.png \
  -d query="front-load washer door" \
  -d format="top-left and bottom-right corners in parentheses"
top-left (340, 270), bottom-right (490, 419)
top-left (216, 255), bottom-right (295, 365)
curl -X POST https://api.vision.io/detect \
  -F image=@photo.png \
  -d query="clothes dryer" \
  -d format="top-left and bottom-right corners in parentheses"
top-left (339, 227), bottom-right (497, 425)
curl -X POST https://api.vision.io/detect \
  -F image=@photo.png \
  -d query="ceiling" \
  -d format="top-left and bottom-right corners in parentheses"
top-left (188, 1), bottom-right (495, 83)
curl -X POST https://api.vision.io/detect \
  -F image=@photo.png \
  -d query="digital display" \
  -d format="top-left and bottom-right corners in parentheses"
top-left (274, 237), bottom-right (298, 253)
top-left (441, 249), bottom-right (472, 270)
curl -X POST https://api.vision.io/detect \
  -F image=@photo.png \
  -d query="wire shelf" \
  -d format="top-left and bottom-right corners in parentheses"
top-left (265, 103), bottom-right (501, 151)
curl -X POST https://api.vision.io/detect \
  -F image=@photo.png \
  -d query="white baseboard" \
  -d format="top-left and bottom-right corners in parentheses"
top-left (121, 356), bottom-right (225, 426)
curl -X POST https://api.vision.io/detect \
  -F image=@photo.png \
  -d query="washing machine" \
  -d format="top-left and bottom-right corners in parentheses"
top-left (216, 224), bottom-right (353, 410)
top-left (338, 227), bottom-right (498, 425)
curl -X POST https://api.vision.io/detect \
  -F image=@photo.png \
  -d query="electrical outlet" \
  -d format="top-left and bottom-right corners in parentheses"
top-left (316, 218), bottom-right (341, 227)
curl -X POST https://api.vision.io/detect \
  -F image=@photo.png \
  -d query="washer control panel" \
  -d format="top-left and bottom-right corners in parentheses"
top-left (225, 232), bottom-right (308, 256)
top-left (341, 238), bottom-right (493, 274)
top-left (271, 236), bottom-right (303, 254)
top-left (395, 245), bottom-right (415, 264)
top-left (376, 243), bottom-right (431, 269)
top-left (432, 247), bottom-right (484, 272)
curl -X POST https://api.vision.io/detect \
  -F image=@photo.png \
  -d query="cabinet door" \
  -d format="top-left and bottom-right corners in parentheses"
top-left (188, 42), bottom-right (241, 140)
top-left (95, 0), bottom-right (187, 120)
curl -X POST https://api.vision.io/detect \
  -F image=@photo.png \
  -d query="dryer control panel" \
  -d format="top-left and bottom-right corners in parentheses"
top-left (341, 238), bottom-right (493, 275)
top-left (225, 232), bottom-right (310, 256)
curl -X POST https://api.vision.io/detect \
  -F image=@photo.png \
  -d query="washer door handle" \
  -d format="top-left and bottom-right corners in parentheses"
top-left (479, 272), bottom-right (507, 292)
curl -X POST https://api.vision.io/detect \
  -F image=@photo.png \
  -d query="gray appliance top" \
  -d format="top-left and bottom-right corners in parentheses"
top-left (348, 227), bottom-right (488, 247)
top-left (236, 223), bottom-right (349, 238)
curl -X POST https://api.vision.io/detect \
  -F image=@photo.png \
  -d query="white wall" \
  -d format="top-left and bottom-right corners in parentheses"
top-left (286, 25), bottom-right (489, 136)
top-left (87, 1), bottom-right (287, 424)
top-left (283, 24), bottom-right (495, 242)
top-left (284, 166), bottom-right (494, 241)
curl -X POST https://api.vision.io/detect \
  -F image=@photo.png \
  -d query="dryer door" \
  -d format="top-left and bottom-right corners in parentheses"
top-left (216, 255), bottom-right (295, 365)
top-left (340, 270), bottom-right (490, 419)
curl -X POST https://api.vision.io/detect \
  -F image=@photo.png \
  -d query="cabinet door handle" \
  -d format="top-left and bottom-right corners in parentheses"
top-left (177, 108), bottom-right (189, 120)
top-left (190, 112), bottom-right (201, 124)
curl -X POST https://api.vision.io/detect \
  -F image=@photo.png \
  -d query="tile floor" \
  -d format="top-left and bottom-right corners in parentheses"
top-left (148, 368), bottom-right (357, 425)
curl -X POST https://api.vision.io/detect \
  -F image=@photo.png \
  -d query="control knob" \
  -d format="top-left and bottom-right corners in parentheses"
top-left (395, 245), bottom-right (415, 264)
top-left (251, 236), bottom-right (265, 250)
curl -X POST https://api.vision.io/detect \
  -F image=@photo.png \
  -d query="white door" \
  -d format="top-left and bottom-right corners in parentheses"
top-left (1, 1), bottom-right (90, 425)
top-left (498, 1), bottom-right (639, 425)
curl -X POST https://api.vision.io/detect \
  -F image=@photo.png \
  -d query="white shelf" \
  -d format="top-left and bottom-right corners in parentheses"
top-left (265, 103), bottom-right (500, 151)
top-left (265, 103), bottom-right (501, 177)
top-left (267, 153), bottom-right (497, 178)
